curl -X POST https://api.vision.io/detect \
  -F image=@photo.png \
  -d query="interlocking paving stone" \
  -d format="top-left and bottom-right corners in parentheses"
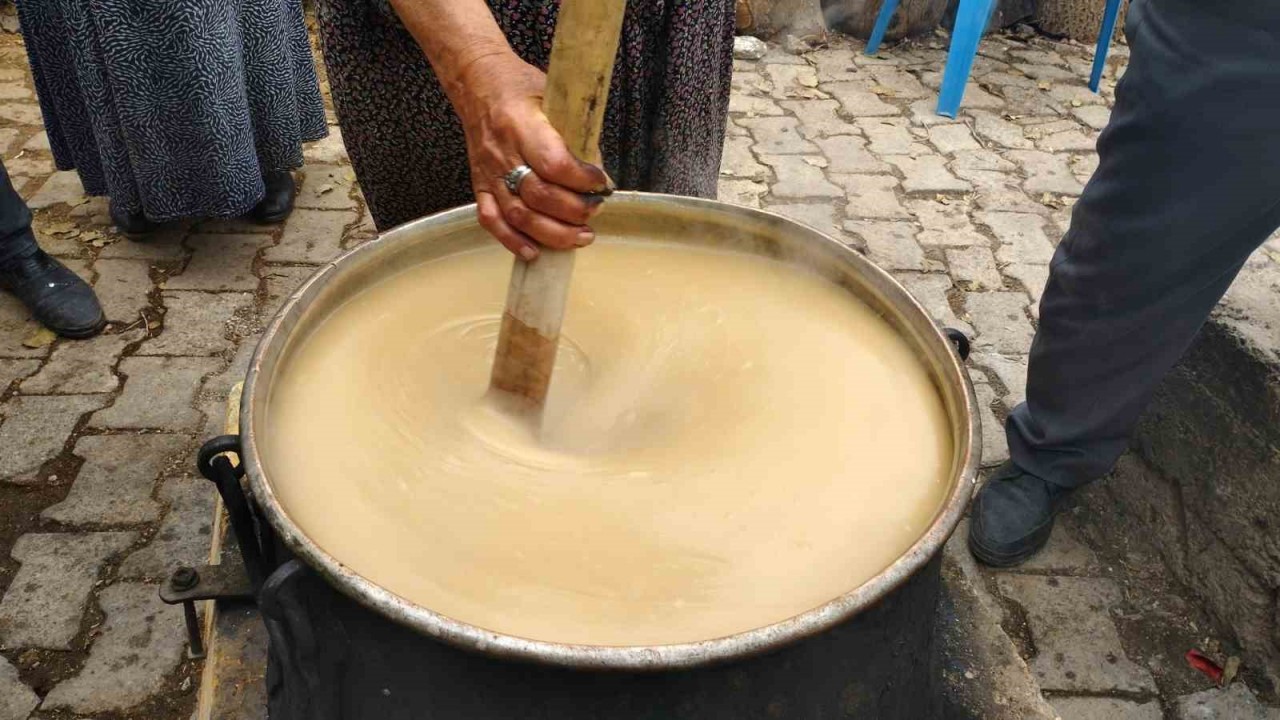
top-left (1037, 129), bottom-right (1098, 152)
top-left (0, 102), bottom-right (41, 125)
top-left (864, 66), bottom-right (931, 99)
top-left (90, 356), bottom-right (220, 430)
top-left (716, 178), bottom-right (767, 208)
top-left (97, 231), bottom-right (188, 260)
top-left (0, 292), bottom-right (48, 359)
top-left (762, 63), bottom-right (821, 99)
top-left (973, 376), bottom-right (1010, 466)
top-left (22, 129), bottom-right (49, 151)
top-left (966, 291), bottom-right (1036, 354)
top-left (760, 155), bottom-right (841, 198)
top-left (1014, 522), bottom-right (1101, 574)
top-left (886, 154), bottom-right (972, 194)
top-left (0, 394), bottom-right (109, 483)
top-left (720, 135), bottom-right (769, 180)
top-left (1070, 153), bottom-right (1100, 184)
top-left (20, 329), bottom-right (141, 394)
top-left (845, 220), bottom-right (926, 271)
top-left (141, 291), bottom-right (253, 356)
top-left (303, 125), bottom-right (347, 164)
top-left (780, 99), bottom-right (856, 139)
top-left (92, 258), bottom-right (153, 324)
top-left (977, 211), bottom-right (1056, 264)
top-left (970, 351), bottom-right (1030, 410)
top-left (203, 334), bottom-right (259, 403)
top-left (42, 434), bottom-right (188, 527)
top-left (814, 135), bottom-right (890, 174)
top-left (1174, 683), bottom-right (1280, 719)
top-left (0, 532), bottom-right (137, 649)
top-left (6, 153), bottom-right (51, 175)
top-left (833, 173), bottom-right (907, 218)
top-left (947, 246), bottom-right (1002, 290)
top-left (857, 117), bottom-right (924, 155)
top-left (296, 164), bottom-right (355, 210)
top-left (763, 203), bottom-right (839, 236)
top-left (1050, 697), bottom-right (1162, 720)
top-left (0, 357), bottom-right (37, 392)
top-left (739, 116), bottom-right (818, 154)
top-left (42, 582), bottom-right (189, 713)
top-left (951, 148), bottom-right (1018, 177)
top-left (893, 272), bottom-right (973, 336)
top-left (728, 92), bottom-right (784, 116)
top-left (1072, 104), bottom-right (1112, 130)
top-left (1008, 149), bottom-right (1085, 197)
top-left (825, 81), bottom-right (900, 117)
top-left (1003, 262), bottom-right (1051, 319)
top-left (119, 478), bottom-right (217, 579)
top-left (927, 123), bottom-right (981, 154)
top-left (969, 110), bottom-right (1033, 149)
top-left (996, 575), bottom-right (1158, 694)
top-left (808, 47), bottom-right (859, 83)
top-left (168, 234), bottom-right (266, 291)
top-left (261, 264), bottom-right (318, 323)
top-left (0, 653), bottom-right (38, 720)
top-left (0, 127), bottom-right (18, 155)
top-left (26, 170), bottom-right (84, 209)
top-left (264, 208), bottom-right (358, 264)
top-left (907, 198), bottom-right (987, 246)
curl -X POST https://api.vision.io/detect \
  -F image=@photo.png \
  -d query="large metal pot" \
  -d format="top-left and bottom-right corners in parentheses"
top-left (237, 193), bottom-right (980, 717)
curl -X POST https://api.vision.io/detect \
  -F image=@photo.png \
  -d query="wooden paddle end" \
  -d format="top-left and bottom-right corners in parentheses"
top-left (489, 311), bottom-right (558, 406)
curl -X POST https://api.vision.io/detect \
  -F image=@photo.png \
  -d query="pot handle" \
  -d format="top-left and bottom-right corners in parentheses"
top-left (943, 328), bottom-right (971, 361)
top-left (198, 435), bottom-right (269, 590)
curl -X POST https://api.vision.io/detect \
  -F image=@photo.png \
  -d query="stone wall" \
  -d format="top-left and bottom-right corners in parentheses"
top-left (1079, 257), bottom-right (1280, 695)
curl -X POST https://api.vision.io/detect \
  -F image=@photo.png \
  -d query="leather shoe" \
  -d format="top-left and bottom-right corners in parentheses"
top-left (110, 203), bottom-right (155, 236)
top-left (251, 170), bottom-right (296, 224)
top-left (968, 461), bottom-right (1070, 567)
top-left (0, 246), bottom-right (106, 338)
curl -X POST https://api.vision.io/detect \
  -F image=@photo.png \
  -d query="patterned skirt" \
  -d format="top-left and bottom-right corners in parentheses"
top-left (314, 0), bottom-right (735, 231)
top-left (18, 0), bottom-right (327, 222)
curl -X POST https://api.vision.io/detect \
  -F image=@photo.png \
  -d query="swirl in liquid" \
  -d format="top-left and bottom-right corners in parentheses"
top-left (264, 241), bottom-right (952, 646)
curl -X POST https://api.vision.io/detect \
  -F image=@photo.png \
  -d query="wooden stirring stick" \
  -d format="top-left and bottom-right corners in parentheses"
top-left (488, 0), bottom-right (626, 409)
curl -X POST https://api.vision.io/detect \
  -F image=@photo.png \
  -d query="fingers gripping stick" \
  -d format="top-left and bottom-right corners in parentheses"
top-left (488, 0), bottom-right (626, 408)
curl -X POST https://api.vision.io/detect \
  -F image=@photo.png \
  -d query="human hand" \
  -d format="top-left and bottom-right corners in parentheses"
top-left (453, 52), bottom-right (612, 260)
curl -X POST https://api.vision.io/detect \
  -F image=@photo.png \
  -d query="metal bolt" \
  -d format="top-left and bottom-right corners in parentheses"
top-left (171, 566), bottom-right (199, 591)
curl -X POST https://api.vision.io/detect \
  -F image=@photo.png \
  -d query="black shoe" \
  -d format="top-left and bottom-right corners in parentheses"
top-left (110, 203), bottom-right (155, 236)
top-left (251, 170), bottom-right (296, 224)
top-left (0, 247), bottom-right (106, 338)
top-left (968, 461), bottom-right (1070, 567)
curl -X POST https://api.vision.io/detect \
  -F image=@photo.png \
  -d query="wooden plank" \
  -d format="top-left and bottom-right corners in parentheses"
top-left (196, 382), bottom-right (269, 720)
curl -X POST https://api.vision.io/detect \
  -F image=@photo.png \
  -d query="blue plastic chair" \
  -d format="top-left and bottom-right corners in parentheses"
top-left (865, 0), bottom-right (1125, 118)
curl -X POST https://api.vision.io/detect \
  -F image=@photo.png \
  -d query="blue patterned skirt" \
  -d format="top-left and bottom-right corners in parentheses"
top-left (17, 0), bottom-right (327, 221)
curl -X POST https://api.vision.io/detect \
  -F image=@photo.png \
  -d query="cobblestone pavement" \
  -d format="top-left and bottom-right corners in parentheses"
top-left (1, 20), bottom-right (1278, 720)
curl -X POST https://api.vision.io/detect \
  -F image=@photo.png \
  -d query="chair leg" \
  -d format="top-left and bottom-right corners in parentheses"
top-left (865, 0), bottom-right (902, 56)
top-left (936, 0), bottom-right (998, 118)
top-left (1089, 0), bottom-right (1125, 92)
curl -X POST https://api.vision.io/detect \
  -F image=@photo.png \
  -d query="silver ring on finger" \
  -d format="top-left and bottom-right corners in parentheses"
top-left (503, 164), bottom-right (535, 196)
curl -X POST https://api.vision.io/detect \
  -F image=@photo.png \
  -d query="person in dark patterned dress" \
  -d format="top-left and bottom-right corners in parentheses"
top-left (313, 0), bottom-right (734, 258)
top-left (17, 0), bottom-right (328, 234)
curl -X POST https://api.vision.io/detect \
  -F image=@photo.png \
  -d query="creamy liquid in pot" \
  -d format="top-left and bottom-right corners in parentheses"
top-left (265, 241), bottom-right (952, 646)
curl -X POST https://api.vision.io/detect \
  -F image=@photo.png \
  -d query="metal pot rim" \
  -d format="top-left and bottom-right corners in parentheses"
top-left (240, 192), bottom-right (980, 671)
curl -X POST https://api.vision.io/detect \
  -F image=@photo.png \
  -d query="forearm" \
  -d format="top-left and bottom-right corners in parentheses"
top-left (389, 0), bottom-right (513, 104)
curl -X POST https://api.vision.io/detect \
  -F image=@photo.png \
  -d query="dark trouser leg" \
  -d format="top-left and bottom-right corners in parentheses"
top-left (1007, 0), bottom-right (1280, 490)
top-left (0, 161), bottom-right (36, 264)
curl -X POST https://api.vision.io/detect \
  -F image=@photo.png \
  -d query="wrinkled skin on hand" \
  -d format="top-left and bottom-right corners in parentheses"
top-left (453, 53), bottom-right (612, 259)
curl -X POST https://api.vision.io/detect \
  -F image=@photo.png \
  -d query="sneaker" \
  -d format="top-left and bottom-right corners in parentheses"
top-left (968, 461), bottom-right (1070, 567)
top-left (0, 247), bottom-right (106, 338)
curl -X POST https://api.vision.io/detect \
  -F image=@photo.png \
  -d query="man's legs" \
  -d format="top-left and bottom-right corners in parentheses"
top-left (0, 158), bottom-right (37, 263)
top-left (0, 161), bottom-right (105, 337)
top-left (971, 0), bottom-right (1280, 565)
